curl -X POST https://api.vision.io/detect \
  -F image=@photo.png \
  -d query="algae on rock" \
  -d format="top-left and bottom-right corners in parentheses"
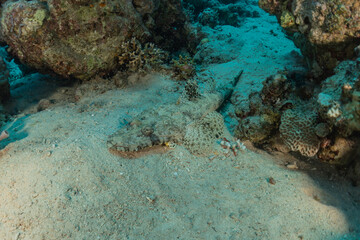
top-left (0, 0), bottom-right (192, 80)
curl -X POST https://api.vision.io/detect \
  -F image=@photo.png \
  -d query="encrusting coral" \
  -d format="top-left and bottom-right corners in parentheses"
top-left (279, 108), bottom-right (320, 157)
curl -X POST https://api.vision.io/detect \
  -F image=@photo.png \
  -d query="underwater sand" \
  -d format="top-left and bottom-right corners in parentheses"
top-left (0, 7), bottom-right (359, 240)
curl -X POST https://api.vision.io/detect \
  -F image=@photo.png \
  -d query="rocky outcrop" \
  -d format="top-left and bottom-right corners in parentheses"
top-left (184, 0), bottom-right (259, 27)
top-left (259, 0), bottom-right (360, 77)
top-left (0, 0), bottom-right (191, 80)
top-left (235, 57), bottom-right (360, 165)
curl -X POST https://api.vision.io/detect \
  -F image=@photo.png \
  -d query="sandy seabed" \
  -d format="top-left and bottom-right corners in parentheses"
top-left (0, 6), bottom-right (359, 240)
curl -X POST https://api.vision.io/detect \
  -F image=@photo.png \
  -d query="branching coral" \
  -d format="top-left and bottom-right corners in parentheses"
top-left (118, 38), bottom-right (168, 73)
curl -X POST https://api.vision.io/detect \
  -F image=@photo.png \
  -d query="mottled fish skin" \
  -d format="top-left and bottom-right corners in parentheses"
top-left (107, 70), bottom-right (242, 156)
top-left (107, 92), bottom-right (223, 153)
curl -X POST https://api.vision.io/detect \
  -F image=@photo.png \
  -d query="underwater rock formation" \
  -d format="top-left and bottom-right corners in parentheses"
top-left (235, 56), bottom-right (360, 165)
top-left (259, 0), bottom-right (360, 77)
top-left (184, 0), bottom-right (259, 27)
top-left (0, 0), bottom-right (190, 80)
top-left (235, 115), bottom-right (278, 144)
top-left (107, 70), bottom-right (242, 158)
top-left (313, 57), bottom-right (360, 165)
top-left (234, 73), bottom-right (290, 144)
top-left (317, 58), bottom-right (360, 138)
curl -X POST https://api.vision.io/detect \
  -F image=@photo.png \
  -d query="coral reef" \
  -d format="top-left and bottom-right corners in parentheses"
top-left (259, 0), bottom-right (360, 77)
top-left (107, 70), bottom-right (242, 158)
top-left (234, 55), bottom-right (360, 166)
top-left (311, 57), bottom-right (360, 165)
top-left (316, 58), bottom-right (360, 137)
top-left (184, 0), bottom-right (259, 27)
top-left (0, 0), bottom-right (191, 80)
